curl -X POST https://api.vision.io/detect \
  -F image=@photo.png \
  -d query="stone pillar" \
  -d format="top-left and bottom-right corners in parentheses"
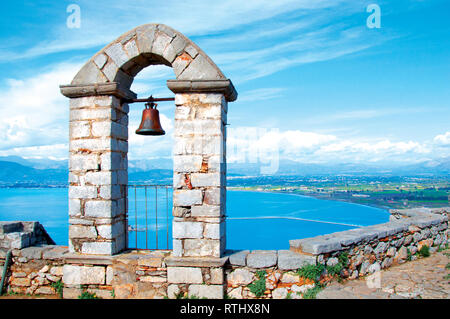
top-left (166, 79), bottom-right (237, 299)
top-left (61, 83), bottom-right (134, 255)
top-left (171, 92), bottom-right (227, 258)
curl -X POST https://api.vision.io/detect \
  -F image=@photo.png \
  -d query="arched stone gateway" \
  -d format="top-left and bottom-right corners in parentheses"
top-left (60, 24), bottom-right (237, 262)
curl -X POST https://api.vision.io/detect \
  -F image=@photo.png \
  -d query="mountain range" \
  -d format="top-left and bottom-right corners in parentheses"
top-left (0, 155), bottom-right (448, 186)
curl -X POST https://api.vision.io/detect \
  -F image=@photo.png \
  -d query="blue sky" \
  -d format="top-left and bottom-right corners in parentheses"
top-left (0, 0), bottom-right (449, 166)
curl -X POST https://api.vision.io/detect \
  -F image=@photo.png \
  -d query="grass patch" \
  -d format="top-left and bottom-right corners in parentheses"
top-left (302, 284), bottom-right (324, 299)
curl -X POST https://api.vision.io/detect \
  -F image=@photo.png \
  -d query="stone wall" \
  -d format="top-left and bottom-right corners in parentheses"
top-left (0, 245), bottom-right (67, 296)
top-left (0, 221), bottom-right (55, 250)
top-left (224, 207), bottom-right (449, 299)
top-left (1, 208), bottom-right (448, 299)
top-left (62, 250), bottom-right (170, 299)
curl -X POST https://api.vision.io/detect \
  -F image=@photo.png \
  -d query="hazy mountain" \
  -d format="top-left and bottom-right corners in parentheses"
top-left (0, 156), bottom-right (67, 170)
top-left (0, 161), bottom-right (67, 185)
top-left (0, 156), bottom-right (448, 186)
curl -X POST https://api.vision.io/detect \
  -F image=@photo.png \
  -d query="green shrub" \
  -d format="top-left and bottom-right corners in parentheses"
top-left (406, 248), bottom-right (413, 261)
top-left (247, 270), bottom-right (266, 297)
top-left (78, 291), bottom-right (100, 299)
top-left (418, 245), bottom-right (430, 258)
top-left (338, 252), bottom-right (349, 267)
top-left (297, 264), bottom-right (325, 281)
top-left (51, 280), bottom-right (64, 298)
top-left (326, 263), bottom-right (343, 277)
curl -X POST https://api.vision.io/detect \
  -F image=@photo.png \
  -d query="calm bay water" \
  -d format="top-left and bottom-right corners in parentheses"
top-left (0, 188), bottom-right (389, 250)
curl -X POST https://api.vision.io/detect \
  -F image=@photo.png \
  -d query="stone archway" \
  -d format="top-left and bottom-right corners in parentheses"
top-left (60, 24), bottom-right (237, 258)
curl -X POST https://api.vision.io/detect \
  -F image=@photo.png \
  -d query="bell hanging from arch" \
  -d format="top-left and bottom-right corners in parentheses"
top-left (135, 102), bottom-right (165, 136)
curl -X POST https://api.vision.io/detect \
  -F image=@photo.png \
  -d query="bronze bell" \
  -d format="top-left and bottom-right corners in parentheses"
top-left (135, 102), bottom-right (165, 136)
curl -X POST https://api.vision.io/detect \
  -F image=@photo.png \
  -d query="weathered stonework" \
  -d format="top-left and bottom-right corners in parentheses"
top-left (59, 23), bottom-right (237, 297)
top-left (60, 24), bottom-right (236, 259)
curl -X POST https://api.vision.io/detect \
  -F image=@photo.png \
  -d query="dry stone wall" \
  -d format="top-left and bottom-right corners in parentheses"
top-left (0, 245), bottom-right (67, 296)
top-left (0, 208), bottom-right (448, 298)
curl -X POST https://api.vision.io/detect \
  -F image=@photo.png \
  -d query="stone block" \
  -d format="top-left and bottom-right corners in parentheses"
top-left (84, 200), bottom-right (118, 218)
top-left (167, 267), bottom-right (203, 284)
top-left (227, 250), bottom-right (249, 266)
top-left (191, 205), bottom-right (221, 217)
top-left (0, 222), bottom-right (22, 234)
top-left (99, 185), bottom-right (122, 200)
top-left (96, 221), bottom-right (125, 239)
top-left (188, 284), bottom-right (223, 299)
top-left (71, 61), bottom-right (107, 85)
top-left (139, 276), bottom-right (167, 283)
top-left (172, 239), bottom-right (183, 257)
top-left (167, 284), bottom-right (180, 299)
top-left (136, 24), bottom-right (156, 53)
top-left (246, 251), bottom-right (277, 269)
top-left (105, 42), bottom-right (129, 68)
top-left (210, 268), bottom-right (223, 285)
top-left (208, 155), bottom-right (225, 173)
top-left (190, 173), bottom-right (221, 187)
top-left (204, 222), bottom-right (223, 240)
top-left (20, 246), bottom-right (48, 260)
top-left (290, 237), bottom-right (342, 255)
top-left (69, 154), bottom-right (99, 171)
top-left (69, 186), bottom-right (98, 200)
top-left (69, 225), bottom-right (97, 239)
top-left (69, 138), bottom-right (111, 153)
top-left (183, 239), bottom-right (221, 257)
top-left (152, 32), bottom-right (172, 57)
top-left (173, 189), bottom-right (203, 206)
top-left (42, 246), bottom-right (69, 262)
top-left (163, 35), bottom-right (187, 63)
top-left (178, 54), bottom-right (223, 80)
top-left (35, 287), bottom-right (56, 295)
top-left (204, 188), bottom-right (224, 205)
top-left (172, 52), bottom-right (192, 77)
top-left (81, 241), bottom-right (115, 255)
top-left (93, 53), bottom-right (107, 69)
top-left (272, 287), bottom-right (288, 299)
top-left (70, 121), bottom-right (91, 138)
top-left (173, 155), bottom-right (203, 172)
top-left (63, 265), bottom-right (106, 285)
top-left (172, 221), bottom-right (203, 239)
top-left (184, 44), bottom-right (199, 58)
top-left (278, 250), bottom-right (316, 270)
top-left (85, 171), bottom-right (116, 186)
top-left (124, 39), bottom-right (139, 59)
top-left (227, 268), bottom-right (254, 285)
top-left (11, 277), bottom-right (31, 287)
top-left (100, 152), bottom-right (124, 171)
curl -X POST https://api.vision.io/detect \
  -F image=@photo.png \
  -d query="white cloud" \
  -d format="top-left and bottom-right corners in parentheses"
top-left (434, 132), bottom-right (450, 146)
top-left (227, 126), bottom-right (443, 165)
top-left (0, 62), bottom-right (81, 156)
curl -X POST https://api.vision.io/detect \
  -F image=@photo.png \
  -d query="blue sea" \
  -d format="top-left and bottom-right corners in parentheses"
top-left (0, 188), bottom-right (389, 250)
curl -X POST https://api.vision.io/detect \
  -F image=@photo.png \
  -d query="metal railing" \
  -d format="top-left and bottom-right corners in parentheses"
top-left (127, 184), bottom-right (172, 250)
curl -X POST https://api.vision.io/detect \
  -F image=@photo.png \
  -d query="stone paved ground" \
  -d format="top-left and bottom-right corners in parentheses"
top-left (317, 248), bottom-right (450, 299)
